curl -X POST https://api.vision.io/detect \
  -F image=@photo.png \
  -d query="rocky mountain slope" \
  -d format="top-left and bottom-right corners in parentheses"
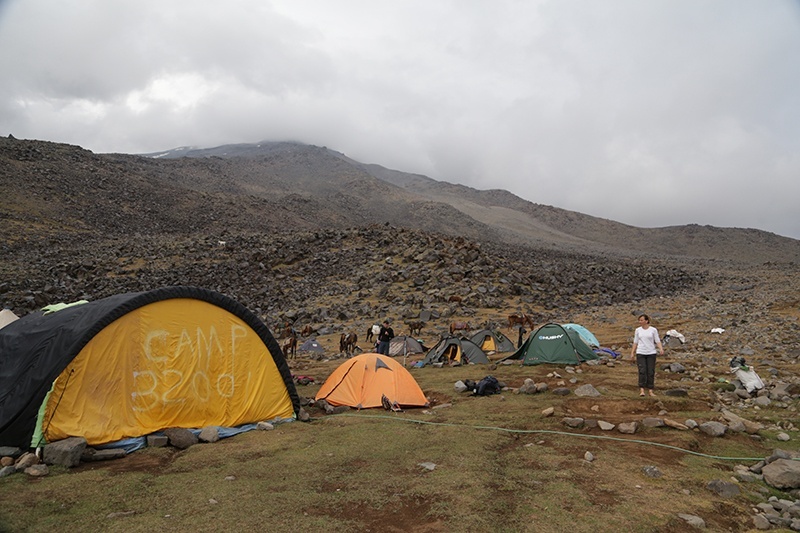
top-left (0, 135), bottom-right (797, 340)
top-left (147, 139), bottom-right (800, 263)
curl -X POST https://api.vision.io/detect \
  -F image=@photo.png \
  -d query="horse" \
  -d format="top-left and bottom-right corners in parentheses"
top-left (406, 321), bottom-right (425, 336)
top-left (301, 325), bottom-right (315, 337)
top-left (365, 324), bottom-right (379, 343)
top-left (508, 313), bottom-right (535, 330)
top-left (449, 321), bottom-right (472, 335)
top-left (339, 332), bottom-right (358, 355)
top-left (282, 334), bottom-right (297, 359)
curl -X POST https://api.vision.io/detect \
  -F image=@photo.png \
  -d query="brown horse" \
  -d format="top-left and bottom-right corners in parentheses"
top-left (508, 313), bottom-right (535, 330)
top-left (406, 321), bottom-right (425, 336)
top-left (282, 334), bottom-right (297, 359)
top-left (449, 321), bottom-right (472, 335)
top-left (339, 332), bottom-right (358, 355)
top-left (301, 325), bottom-right (315, 337)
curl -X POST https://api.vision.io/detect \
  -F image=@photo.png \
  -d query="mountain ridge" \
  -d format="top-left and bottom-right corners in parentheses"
top-left (0, 136), bottom-right (796, 263)
top-left (140, 139), bottom-right (800, 263)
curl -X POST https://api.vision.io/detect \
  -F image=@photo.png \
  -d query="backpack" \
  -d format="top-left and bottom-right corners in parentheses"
top-left (474, 375), bottom-right (500, 396)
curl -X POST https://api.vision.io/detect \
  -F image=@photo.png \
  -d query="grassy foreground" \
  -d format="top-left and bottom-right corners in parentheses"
top-left (1, 354), bottom-right (795, 533)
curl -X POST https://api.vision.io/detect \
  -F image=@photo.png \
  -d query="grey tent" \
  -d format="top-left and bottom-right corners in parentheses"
top-left (422, 336), bottom-right (490, 365)
top-left (501, 323), bottom-right (599, 366)
top-left (469, 329), bottom-right (516, 353)
top-left (299, 338), bottom-right (325, 353)
top-left (388, 335), bottom-right (426, 356)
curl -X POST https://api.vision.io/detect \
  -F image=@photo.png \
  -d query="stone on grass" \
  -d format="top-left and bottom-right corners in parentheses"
top-left (642, 417), bottom-right (664, 428)
top-left (574, 384), bottom-right (601, 397)
top-left (43, 437), bottom-right (87, 468)
top-left (147, 435), bottom-right (169, 447)
top-left (664, 418), bottom-right (689, 430)
top-left (762, 459), bottom-right (800, 490)
top-left (163, 427), bottom-right (198, 449)
top-left (698, 421), bottom-right (727, 437)
top-left (24, 464), bottom-right (49, 477)
top-left (642, 465), bottom-right (662, 478)
top-left (199, 426), bottom-right (220, 443)
top-left (677, 513), bottom-right (705, 528)
top-left (706, 479), bottom-right (740, 498)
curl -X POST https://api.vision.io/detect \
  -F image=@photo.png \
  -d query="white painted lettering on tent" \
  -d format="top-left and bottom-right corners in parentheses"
top-left (539, 334), bottom-right (564, 341)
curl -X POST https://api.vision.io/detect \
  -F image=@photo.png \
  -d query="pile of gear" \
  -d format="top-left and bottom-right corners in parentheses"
top-left (729, 356), bottom-right (765, 395)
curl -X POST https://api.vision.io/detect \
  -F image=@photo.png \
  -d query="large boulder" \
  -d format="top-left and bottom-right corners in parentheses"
top-left (43, 437), bottom-right (87, 468)
top-left (762, 459), bottom-right (800, 490)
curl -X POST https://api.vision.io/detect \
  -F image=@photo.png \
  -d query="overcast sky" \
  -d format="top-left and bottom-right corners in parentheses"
top-left (2, 1), bottom-right (799, 239)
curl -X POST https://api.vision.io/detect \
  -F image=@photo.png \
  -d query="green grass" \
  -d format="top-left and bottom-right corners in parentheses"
top-left (1, 359), bottom-right (797, 533)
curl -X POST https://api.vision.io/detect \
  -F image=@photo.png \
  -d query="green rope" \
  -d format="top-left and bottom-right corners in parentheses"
top-left (327, 412), bottom-right (785, 462)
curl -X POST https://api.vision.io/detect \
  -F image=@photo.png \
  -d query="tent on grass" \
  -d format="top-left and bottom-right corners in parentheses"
top-left (0, 286), bottom-right (300, 449)
top-left (562, 323), bottom-right (600, 348)
top-left (315, 353), bottom-right (428, 409)
top-left (299, 338), bottom-right (325, 353)
top-left (388, 335), bottom-right (426, 356)
top-left (422, 336), bottom-right (490, 366)
top-left (501, 323), bottom-right (599, 366)
top-left (469, 329), bottom-right (516, 353)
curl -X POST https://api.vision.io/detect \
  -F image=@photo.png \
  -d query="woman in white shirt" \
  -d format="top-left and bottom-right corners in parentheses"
top-left (630, 314), bottom-right (664, 397)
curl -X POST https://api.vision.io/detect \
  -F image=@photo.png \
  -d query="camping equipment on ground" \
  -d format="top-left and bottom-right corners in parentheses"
top-left (729, 356), bottom-right (765, 394)
top-left (470, 376), bottom-right (501, 396)
top-left (662, 329), bottom-right (686, 347)
top-left (500, 323), bottom-right (599, 366)
top-left (315, 353), bottom-right (429, 409)
top-left (0, 286), bottom-right (300, 449)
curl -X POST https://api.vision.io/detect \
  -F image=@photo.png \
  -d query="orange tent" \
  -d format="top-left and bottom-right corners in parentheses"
top-left (315, 353), bottom-right (429, 409)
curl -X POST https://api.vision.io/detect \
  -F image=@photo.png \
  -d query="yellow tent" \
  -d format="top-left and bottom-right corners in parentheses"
top-left (0, 287), bottom-right (299, 448)
top-left (315, 353), bottom-right (428, 409)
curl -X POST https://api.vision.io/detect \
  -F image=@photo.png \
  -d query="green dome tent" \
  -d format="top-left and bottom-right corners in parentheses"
top-left (501, 323), bottom-right (598, 366)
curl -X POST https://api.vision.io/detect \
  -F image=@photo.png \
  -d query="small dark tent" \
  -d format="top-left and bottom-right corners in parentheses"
top-left (299, 338), bottom-right (325, 353)
top-left (501, 323), bottom-right (599, 366)
top-left (0, 287), bottom-right (300, 448)
top-left (422, 336), bottom-right (490, 365)
top-left (469, 329), bottom-right (516, 353)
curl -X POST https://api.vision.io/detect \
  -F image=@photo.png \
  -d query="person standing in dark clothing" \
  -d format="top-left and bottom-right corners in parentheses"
top-left (517, 327), bottom-right (527, 349)
top-left (377, 320), bottom-right (394, 355)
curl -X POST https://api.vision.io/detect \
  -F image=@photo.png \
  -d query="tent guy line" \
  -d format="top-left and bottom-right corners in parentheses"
top-left (327, 413), bottom-right (770, 463)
